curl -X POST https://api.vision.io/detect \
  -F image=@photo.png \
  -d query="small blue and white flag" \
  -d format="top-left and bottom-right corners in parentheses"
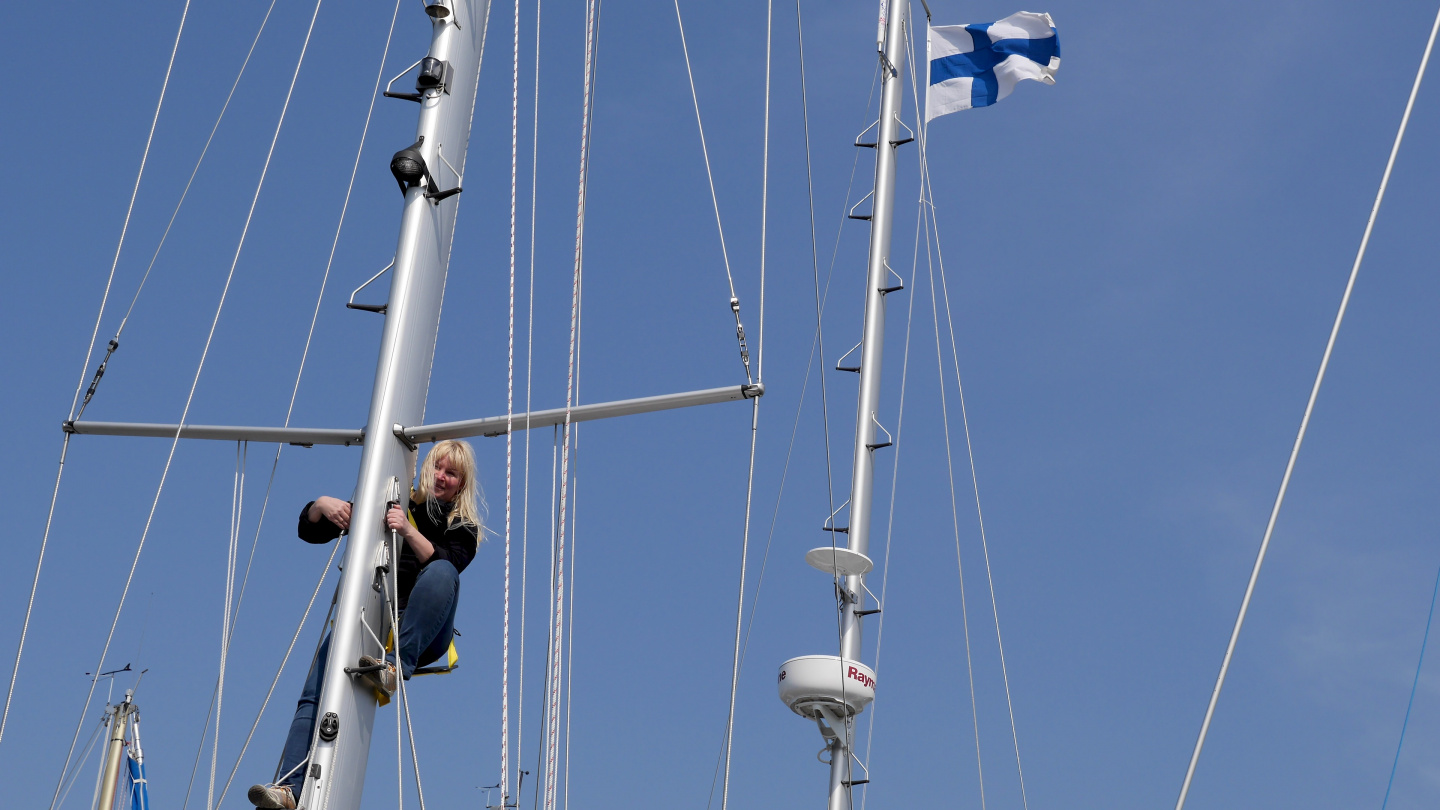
top-left (926, 11), bottom-right (1060, 121)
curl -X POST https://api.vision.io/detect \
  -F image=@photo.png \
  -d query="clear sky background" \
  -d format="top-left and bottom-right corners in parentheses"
top-left (3, 0), bottom-right (1440, 808)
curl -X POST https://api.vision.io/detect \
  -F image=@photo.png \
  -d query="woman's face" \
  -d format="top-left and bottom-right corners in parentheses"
top-left (432, 455), bottom-right (463, 502)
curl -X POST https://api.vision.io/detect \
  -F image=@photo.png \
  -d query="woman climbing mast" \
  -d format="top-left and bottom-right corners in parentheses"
top-left (248, 440), bottom-right (483, 810)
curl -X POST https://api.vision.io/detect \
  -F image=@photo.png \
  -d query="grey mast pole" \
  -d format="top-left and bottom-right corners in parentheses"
top-left (299, 2), bottom-right (489, 809)
top-left (827, 3), bottom-right (907, 809)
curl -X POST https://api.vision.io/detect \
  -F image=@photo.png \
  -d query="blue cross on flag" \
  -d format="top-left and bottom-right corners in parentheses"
top-left (926, 11), bottom-right (1060, 121)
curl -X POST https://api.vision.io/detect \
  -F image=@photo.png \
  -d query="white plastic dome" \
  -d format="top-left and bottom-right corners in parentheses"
top-left (777, 655), bottom-right (875, 718)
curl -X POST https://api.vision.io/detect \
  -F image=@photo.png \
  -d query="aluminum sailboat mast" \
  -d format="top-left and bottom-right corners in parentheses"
top-left (298, 2), bottom-right (488, 808)
top-left (775, 3), bottom-right (909, 809)
top-left (826, 4), bottom-right (908, 807)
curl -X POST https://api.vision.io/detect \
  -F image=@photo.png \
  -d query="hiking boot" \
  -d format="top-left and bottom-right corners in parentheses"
top-left (247, 783), bottom-right (296, 809)
top-left (357, 654), bottom-right (397, 695)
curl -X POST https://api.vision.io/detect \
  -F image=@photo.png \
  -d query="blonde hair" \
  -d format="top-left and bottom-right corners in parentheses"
top-left (416, 439), bottom-right (482, 533)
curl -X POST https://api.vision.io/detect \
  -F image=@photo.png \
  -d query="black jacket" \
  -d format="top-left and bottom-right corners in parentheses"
top-left (299, 496), bottom-right (478, 609)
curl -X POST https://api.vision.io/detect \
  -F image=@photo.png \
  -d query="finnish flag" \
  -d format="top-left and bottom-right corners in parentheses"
top-left (926, 11), bottom-right (1060, 121)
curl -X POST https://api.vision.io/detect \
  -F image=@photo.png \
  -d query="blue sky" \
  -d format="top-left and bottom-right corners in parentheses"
top-left (4, 0), bottom-right (1440, 808)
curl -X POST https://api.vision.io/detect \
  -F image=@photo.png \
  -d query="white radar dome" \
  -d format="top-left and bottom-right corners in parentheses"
top-left (777, 655), bottom-right (875, 718)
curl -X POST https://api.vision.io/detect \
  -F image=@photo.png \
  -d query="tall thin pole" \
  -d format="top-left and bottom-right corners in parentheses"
top-left (94, 695), bottom-right (134, 810)
top-left (828, 3), bottom-right (908, 809)
top-left (297, 3), bottom-right (490, 810)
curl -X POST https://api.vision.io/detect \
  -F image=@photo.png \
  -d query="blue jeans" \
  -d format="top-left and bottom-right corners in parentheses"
top-left (276, 560), bottom-right (460, 789)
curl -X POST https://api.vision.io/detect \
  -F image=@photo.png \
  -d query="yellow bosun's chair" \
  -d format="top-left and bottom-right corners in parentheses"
top-left (371, 496), bottom-right (461, 706)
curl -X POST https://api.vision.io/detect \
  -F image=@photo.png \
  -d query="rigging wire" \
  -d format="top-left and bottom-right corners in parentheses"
top-left (4, 0), bottom-right (192, 757)
top-left (54, 718), bottom-right (106, 810)
top-left (671, 0), bottom-right (753, 383)
top-left (47, 0), bottom-right (327, 804)
top-left (209, 443), bottom-right (246, 810)
top-left (1380, 557), bottom-right (1440, 809)
top-left (113, 0), bottom-right (284, 344)
top-left (924, 201), bottom-right (989, 810)
top-left (703, 8), bottom-right (885, 809)
top-left (1174, 9), bottom-right (1440, 807)
top-left (905, 21), bottom-right (1030, 806)
top-left (213, 539), bottom-right (344, 806)
top-left (717, 0), bottom-right (772, 804)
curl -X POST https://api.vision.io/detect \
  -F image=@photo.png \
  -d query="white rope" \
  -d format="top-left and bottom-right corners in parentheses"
top-left (533, 428), bottom-right (559, 810)
top-left (48, 1), bottom-right (325, 804)
top-left (8, 0), bottom-right (192, 758)
top-left (561, 473), bottom-right (578, 810)
top-left (516, 0), bottom-right (543, 798)
top-left (503, 0), bottom-right (522, 799)
top-left (545, 0), bottom-right (598, 803)
top-left (903, 19), bottom-right (1030, 805)
top-left (1174, 7), bottom-right (1440, 807)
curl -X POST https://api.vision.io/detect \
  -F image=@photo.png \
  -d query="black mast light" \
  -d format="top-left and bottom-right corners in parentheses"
top-left (416, 57), bottom-right (451, 93)
top-left (389, 135), bottom-right (463, 204)
top-left (390, 137), bottom-right (431, 195)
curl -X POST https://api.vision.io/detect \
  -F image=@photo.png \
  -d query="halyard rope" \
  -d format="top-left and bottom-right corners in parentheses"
top-left (1175, 7), bottom-right (1440, 807)
top-left (545, 0), bottom-right (599, 802)
top-left (517, 0), bottom-right (543, 798)
top-left (504, 0), bottom-right (523, 799)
